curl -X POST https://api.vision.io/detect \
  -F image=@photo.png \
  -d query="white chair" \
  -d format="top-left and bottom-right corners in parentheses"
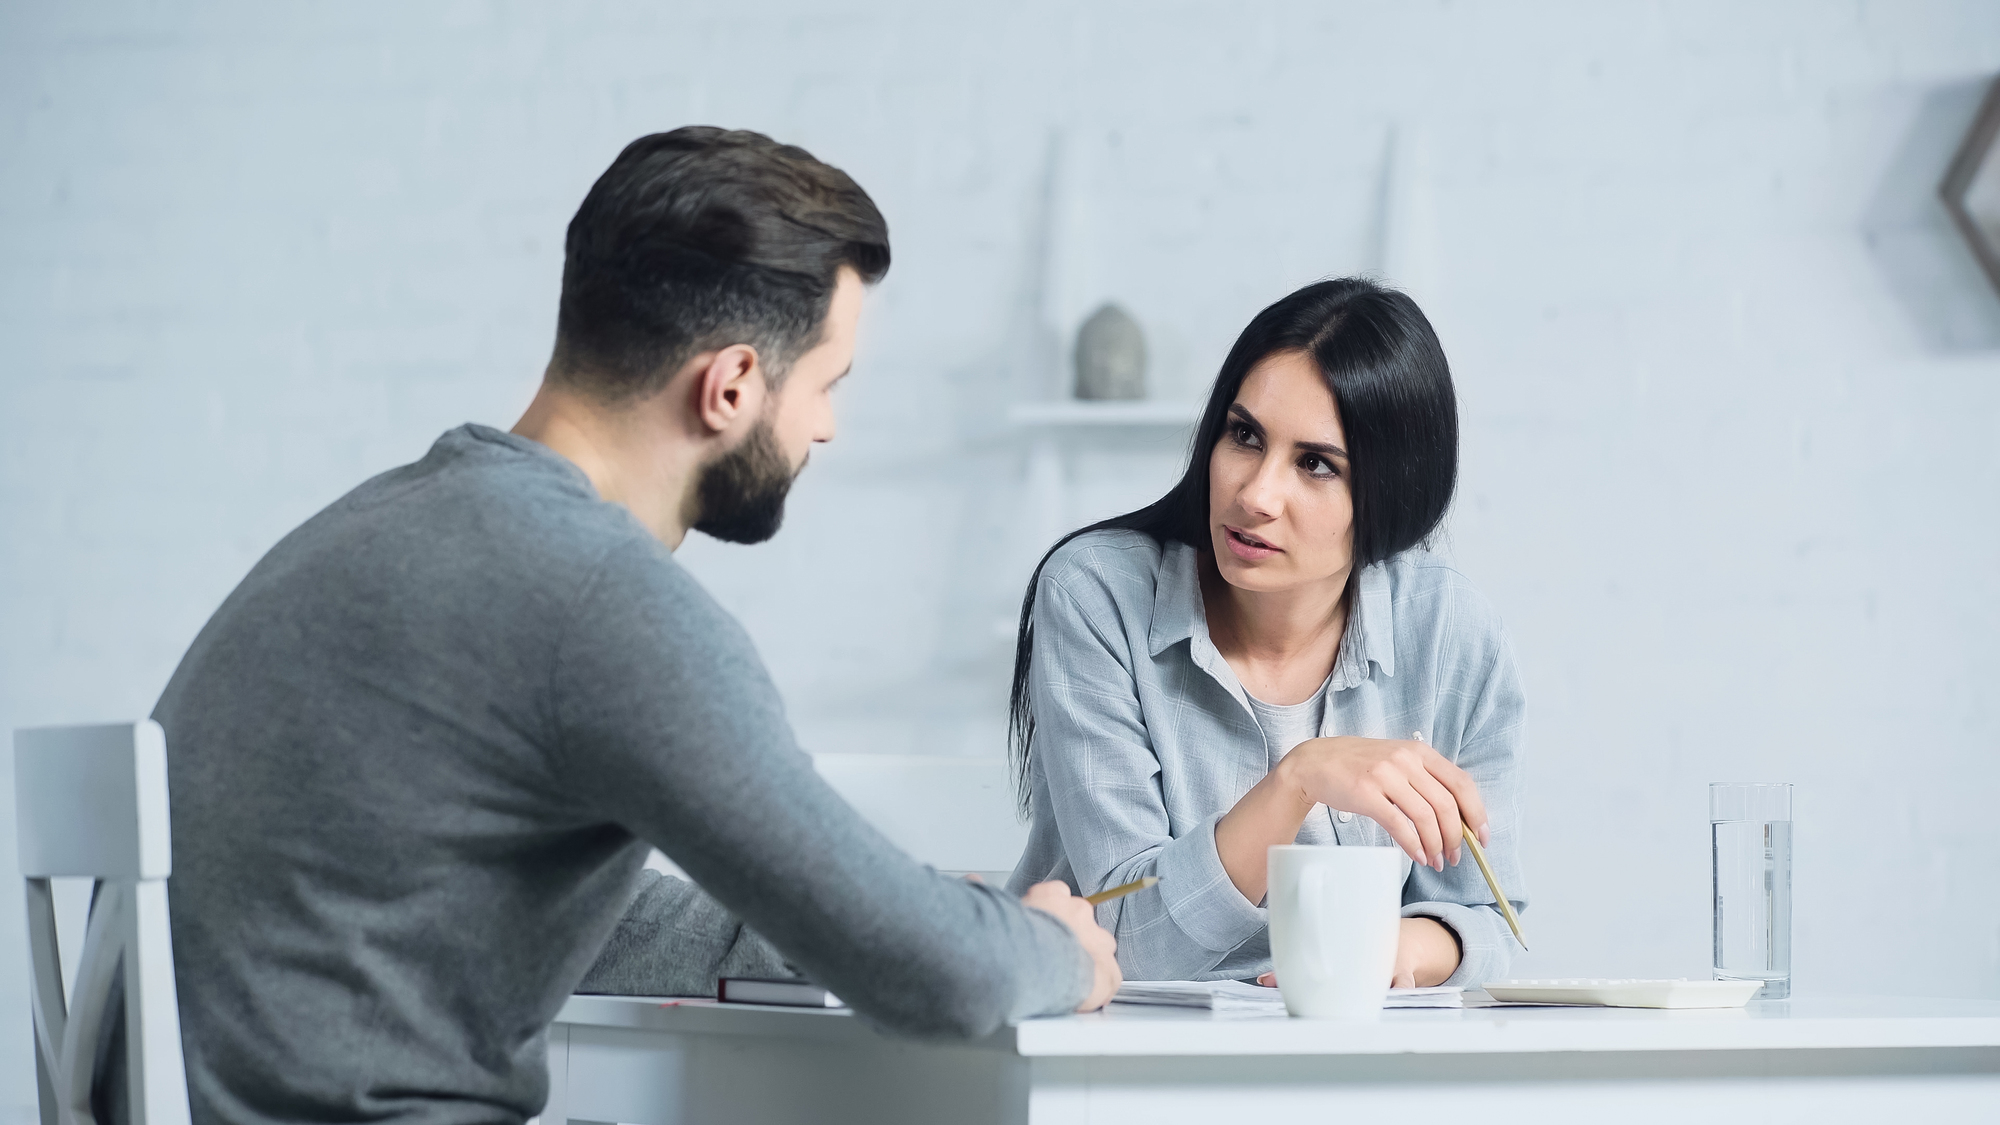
top-left (16, 720), bottom-right (191, 1125)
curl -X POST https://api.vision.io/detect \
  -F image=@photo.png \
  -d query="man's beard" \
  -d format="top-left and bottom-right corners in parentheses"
top-left (692, 417), bottom-right (800, 544)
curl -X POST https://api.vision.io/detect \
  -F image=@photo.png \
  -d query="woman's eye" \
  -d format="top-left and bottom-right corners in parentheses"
top-left (1231, 424), bottom-right (1261, 448)
top-left (1301, 455), bottom-right (1339, 479)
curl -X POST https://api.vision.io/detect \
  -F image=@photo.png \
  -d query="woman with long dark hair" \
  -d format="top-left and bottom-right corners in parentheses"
top-left (1005, 277), bottom-right (1525, 987)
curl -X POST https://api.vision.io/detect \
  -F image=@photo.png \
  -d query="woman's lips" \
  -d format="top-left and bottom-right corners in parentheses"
top-left (1223, 526), bottom-right (1282, 561)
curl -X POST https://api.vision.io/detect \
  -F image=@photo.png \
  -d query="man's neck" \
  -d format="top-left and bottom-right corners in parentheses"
top-left (511, 380), bottom-right (702, 549)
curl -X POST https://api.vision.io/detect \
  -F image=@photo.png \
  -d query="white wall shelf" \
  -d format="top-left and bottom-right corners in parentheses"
top-left (1007, 399), bottom-right (1200, 585)
top-left (1006, 400), bottom-right (1202, 427)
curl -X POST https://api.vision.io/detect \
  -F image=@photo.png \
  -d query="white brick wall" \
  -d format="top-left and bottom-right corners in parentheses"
top-left (5, 1), bottom-right (2000, 1114)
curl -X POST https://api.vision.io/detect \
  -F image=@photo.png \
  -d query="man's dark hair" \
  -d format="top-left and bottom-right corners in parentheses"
top-left (551, 127), bottom-right (891, 400)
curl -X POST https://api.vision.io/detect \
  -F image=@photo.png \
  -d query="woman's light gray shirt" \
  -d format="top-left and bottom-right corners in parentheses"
top-left (1008, 530), bottom-right (1527, 986)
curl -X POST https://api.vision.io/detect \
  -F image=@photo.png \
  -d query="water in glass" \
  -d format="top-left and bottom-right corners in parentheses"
top-left (1711, 817), bottom-right (1792, 998)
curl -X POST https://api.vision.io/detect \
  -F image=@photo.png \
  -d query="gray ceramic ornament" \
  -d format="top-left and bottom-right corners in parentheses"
top-left (1073, 302), bottom-right (1147, 400)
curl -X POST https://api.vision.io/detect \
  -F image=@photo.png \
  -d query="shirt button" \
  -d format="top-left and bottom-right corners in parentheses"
top-left (1337, 811), bottom-right (1354, 823)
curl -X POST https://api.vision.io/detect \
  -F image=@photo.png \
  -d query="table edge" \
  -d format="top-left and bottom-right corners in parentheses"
top-left (554, 995), bottom-right (2000, 1058)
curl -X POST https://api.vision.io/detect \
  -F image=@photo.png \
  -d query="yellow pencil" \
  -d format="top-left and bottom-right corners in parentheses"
top-left (1412, 731), bottom-right (1526, 951)
top-left (1085, 876), bottom-right (1160, 905)
top-left (1459, 823), bottom-right (1528, 951)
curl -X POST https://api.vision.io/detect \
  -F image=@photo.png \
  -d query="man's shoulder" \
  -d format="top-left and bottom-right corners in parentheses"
top-left (286, 424), bottom-right (647, 579)
top-left (214, 424), bottom-right (672, 655)
top-left (341, 424), bottom-right (622, 534)
top-left (572, 534), bottom-right (733, 628)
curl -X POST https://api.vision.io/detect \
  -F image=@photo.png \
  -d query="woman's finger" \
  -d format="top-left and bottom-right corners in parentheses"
top-left (1406, 768), bottom-right (1464, 866)
top-left (1382, 777), bottom-right (1445, 871)
top-left (1422, 748), bottom-right (1491, 845)
top-left (1362, 792), bottom-right (1429, 866)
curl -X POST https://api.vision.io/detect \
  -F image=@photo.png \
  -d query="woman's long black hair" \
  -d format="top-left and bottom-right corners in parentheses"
top-left (1007, 277), bottom-right (1460, 812)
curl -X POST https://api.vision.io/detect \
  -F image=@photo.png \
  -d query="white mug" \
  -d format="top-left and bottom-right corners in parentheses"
top-left (1266, 845), bottom-right (1404, 1020)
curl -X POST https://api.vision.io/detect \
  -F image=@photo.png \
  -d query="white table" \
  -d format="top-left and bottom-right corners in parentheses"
top-left (544, 994), bottom-right (2000, 1124)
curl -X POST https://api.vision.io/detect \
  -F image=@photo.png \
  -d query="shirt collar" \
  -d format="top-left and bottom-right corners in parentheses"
top-left (1344, 560), bottom-right (1398, 682)
top-left (1147, 539), bottom-right (1397, 686)
top-left (1146, 540), bottom-right (1206, 657)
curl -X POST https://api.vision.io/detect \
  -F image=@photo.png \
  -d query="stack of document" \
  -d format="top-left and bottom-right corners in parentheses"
top-left (1381, 985), bottom-right (1464, 1008)
top-left (1113, 980), bottom-right (1463, 1012)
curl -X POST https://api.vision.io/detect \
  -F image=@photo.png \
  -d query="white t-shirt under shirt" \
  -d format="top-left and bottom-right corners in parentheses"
top-left (1244, 673), bottom-right (1334, 759)
top-left (1246, 673), bottom-right (1350, 846)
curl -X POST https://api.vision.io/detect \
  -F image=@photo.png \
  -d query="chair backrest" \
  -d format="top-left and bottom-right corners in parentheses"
top-left (810, 754), bottom-right (1028, 879)
top-left (15, 721), bottom-right (190, 1125)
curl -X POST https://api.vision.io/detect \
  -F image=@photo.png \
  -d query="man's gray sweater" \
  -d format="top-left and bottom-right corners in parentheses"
top-left (150, 424), bottom-right (1089, 1124)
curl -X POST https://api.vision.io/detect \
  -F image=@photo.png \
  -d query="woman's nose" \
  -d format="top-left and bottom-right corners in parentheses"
top-left (1236, 457), bottom-right (1285, 519)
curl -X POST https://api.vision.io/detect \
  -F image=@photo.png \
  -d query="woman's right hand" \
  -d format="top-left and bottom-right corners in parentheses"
top-left (1277, 736), bottom-right (1488, 871)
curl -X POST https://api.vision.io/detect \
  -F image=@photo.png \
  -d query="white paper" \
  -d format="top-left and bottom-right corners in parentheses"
top-left (1112, 980), bottom-right (1463, 1012)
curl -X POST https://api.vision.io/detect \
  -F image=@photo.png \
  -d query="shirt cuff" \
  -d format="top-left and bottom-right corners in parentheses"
top-left (1146, 811), bottom-right (1268, 955)
top-left (1402, 900), bottom-right (1521, 989)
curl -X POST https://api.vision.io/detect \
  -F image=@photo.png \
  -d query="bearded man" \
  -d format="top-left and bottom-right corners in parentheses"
top-left (144, 127), bottom-right (1119, 1125)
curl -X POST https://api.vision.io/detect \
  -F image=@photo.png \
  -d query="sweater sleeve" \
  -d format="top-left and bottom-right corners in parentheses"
top-left (551, 541), bottom-right (1091, 1038)
top-left (576, 870), bottom-right (792, 996)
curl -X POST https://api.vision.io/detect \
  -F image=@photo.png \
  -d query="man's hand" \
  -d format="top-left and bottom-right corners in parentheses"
top-left (1020, 881), bottom-right (1121, 1012)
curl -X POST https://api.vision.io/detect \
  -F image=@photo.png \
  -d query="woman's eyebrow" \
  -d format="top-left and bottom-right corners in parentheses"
top-left (1230, 403), bottom-right (1347, 460)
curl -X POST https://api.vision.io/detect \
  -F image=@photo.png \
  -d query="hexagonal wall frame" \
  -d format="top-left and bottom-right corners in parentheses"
top-left (1941, 74), bottom-right (2000, 299)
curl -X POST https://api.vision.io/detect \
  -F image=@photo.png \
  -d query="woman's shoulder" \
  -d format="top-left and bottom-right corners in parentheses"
top-left (1041, 528), bottom-right (1165, 583)
top-left (1376, 547), bottom-right (1507, 644)
top-left (1036, 528), bottom-right (1174, 614)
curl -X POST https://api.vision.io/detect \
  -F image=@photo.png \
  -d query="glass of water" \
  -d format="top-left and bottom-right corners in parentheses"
top-left (1711, 783), bottom-right (1792, 999)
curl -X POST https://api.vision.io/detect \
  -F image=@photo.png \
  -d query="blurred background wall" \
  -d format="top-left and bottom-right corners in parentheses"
top-left (3, 0), bottom-right (1998, 1112)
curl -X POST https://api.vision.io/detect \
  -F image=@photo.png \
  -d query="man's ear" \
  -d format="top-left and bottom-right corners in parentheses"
top-left (689, 344), bottom-right (767, 436)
